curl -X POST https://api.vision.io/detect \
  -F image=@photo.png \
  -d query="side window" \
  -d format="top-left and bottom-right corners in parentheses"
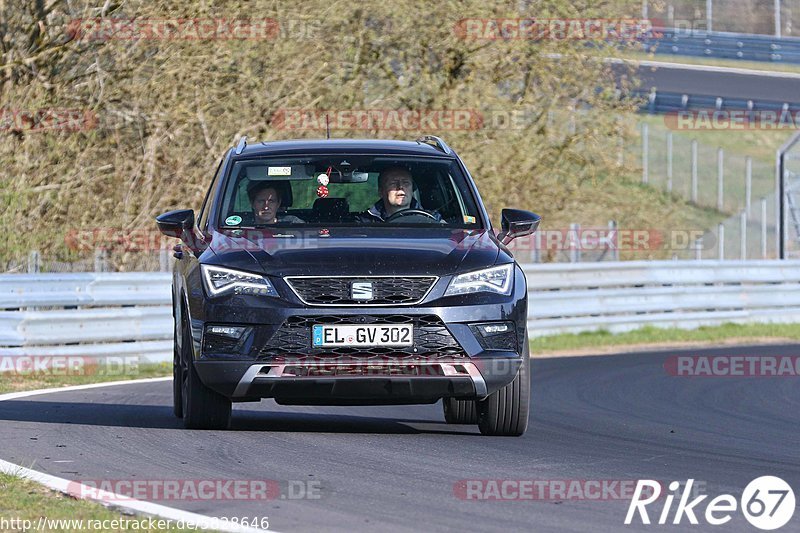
top-left (198, 159), bottom-right (224, 230)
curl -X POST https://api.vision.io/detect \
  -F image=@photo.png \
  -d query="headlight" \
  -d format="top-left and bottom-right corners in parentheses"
top-left (201, 265), bottom-right (278, 297)
top-left (444, 264), bottom-right (514, 296)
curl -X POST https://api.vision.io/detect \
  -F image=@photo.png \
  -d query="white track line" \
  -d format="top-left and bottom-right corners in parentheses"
top-left (0, 377), bottom-right (269, 533)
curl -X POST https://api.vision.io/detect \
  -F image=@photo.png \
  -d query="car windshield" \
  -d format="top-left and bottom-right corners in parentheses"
top-left (217, 155), bottom-right (483, 228)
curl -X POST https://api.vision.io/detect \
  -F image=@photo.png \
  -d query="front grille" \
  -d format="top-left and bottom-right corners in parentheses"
top-left (257, 315), bottom-right (467, 361)
top-left (284, 276), bottom-right (437, 306)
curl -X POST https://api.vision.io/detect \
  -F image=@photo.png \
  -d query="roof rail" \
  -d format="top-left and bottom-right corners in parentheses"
top-left (235, 136), bottom-right (247, 155)
top-left (415, 135), bottom-right (452, 155)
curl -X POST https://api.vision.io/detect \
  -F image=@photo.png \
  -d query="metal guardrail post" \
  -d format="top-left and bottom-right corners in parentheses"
top-left (642, 123), bottom-right (649, 184)
top-left (717, 148), bottom-right (724, 211)
top-left (718, 223), bottom-right (725, 259)
top-left (691, 140), bottom-right (698, 203)
top-left (694, 237), bottom-right (703, 260)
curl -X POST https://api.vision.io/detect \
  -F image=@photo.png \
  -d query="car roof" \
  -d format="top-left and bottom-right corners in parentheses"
top-left (233, 139), bottom-right (457, 158)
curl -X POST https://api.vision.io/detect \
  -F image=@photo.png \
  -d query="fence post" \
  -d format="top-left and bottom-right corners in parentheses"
top-left (706, 0), bottom-right (713, 33)
top-left (740, 211), bottom-right (747, 260)
top-left (27, 250), bottom-right (41, 274)
top-left (159, 248), bottom-right (169, 272)
top-left (94, 248), bottom-right (107, 273)
top-left (761, 197), bottom-right (768, 259)
top-left (666, 131), bottom-right (673, 194)
top-left (718, 223), bottom-right (725, 259)
top-left (569, 223), bottom-right (580, 263)
top-left (691, 140), bottom-right (698, 203)
top-left (745, 156), bottom-right (752, 217)
top-left (608, 220), bottom-right (619, 261)
top-left (717, 147), bottom-right (724, 211)
top-left (642, 123), bottom-right (649, 184)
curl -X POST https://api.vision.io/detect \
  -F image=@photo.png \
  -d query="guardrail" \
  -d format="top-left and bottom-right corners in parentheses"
top-left (634, 88), bottom-right (800, 115)
top-left (644, 29), bottom-right (800, 64)
top-left (0, 273), bottom-right (173, 363)
top-left (1, 261), bottom-right (799, 366)
top-left (525, 260), bottom-right (800, 336)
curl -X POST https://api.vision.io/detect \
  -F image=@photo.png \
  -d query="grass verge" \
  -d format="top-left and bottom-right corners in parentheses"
top-left (531, 322), bottom-right (800, 355)
top-left (0, 362), bottom-right (171, 394)
top-left (0, 472), bottom-right (197, 532)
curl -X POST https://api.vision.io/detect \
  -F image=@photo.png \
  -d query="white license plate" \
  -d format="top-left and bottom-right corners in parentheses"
top-left (312, 325), bottom-right (413, 347)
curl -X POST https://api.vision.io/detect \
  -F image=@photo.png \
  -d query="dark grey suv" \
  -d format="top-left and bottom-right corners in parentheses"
top-left (156, 135), bottom-right (540, 436)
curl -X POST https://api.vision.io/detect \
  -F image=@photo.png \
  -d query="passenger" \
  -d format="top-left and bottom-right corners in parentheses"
top-left (247, 182), bottom-right (303, 224)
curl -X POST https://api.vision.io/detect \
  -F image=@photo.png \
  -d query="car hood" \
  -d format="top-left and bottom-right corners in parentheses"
top-left (205, 227), bottom-right (502, 277)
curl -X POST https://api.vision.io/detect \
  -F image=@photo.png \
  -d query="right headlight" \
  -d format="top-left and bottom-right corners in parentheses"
top-left (444, 264), bottom-right (514, 296)
top-left (201, 265), bottom-right (278, 298)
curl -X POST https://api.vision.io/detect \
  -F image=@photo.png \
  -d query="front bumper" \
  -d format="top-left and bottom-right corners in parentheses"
top-left (194, 353), bottom-right (521, 404)
top-left (185, 266), bottom-right (529, 405)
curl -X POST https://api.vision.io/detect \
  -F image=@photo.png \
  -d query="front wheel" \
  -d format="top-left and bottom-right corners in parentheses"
top-left (476, 355), bottom-right (530, 436)
top-left (178, 311), bottom-right (231, 430)
top-left (172, 319), bottom-right (183, 418)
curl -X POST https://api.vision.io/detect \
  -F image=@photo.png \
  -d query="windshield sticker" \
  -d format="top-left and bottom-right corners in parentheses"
top-left (225, 215), bottom-right (242, 226)
top-left (463, 215), bottom-right (476, 224)
top-left (268, 166), bottom-right (292, 176)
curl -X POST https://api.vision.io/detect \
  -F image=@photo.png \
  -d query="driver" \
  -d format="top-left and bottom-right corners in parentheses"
top-left (360, 166), bottom-right (442, 222)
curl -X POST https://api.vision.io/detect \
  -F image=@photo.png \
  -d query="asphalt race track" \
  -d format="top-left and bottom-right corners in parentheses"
top-left (1, 344), bottom-right (798, 532)
top-left (623, 62), bottom-right (800, 104)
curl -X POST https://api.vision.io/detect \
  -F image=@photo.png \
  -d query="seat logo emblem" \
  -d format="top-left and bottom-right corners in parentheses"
top-left (352, 281), bottom-right (373, 300)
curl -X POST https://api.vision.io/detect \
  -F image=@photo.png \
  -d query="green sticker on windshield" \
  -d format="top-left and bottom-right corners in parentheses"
top-left (225, 215), bottom-right (242, 226)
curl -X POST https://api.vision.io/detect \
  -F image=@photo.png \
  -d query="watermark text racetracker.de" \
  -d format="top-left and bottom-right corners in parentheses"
top-left (0, 356), bottom-right (139, 377)
top-left (0, 108), bottom-right (97, 132)
top-left (67, 18), bottom-right (320, 41)
top-left (453, 18), bottom-right (654, 41)
top-left (454, 479), bottom-right (660, 501)
top-left (665, 110), bottom-right (800, 131)
top-left (65, 227), bottom-right (712, 254)
top-left (68, 478), bottom-right (324, 502)
top-left (664, 355), bottom-right (800, 377)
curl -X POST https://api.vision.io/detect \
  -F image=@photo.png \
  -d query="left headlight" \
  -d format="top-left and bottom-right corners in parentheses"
top-left (201, 265), bottom-right (279, 298)
top-left (444, 264), bottom-right (514, 297)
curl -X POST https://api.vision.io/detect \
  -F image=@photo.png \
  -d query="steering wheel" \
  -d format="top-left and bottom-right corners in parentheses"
top-left (384, 209), bottom-right (439, 223)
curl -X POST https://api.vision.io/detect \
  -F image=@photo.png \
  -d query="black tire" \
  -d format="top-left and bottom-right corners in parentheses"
top-left (476, 354), bottom-right (530, 436)
top-left (179, 311), bottom-right (231, 430)
top-left (172, 312), bottom-right (183, 418)
top-left (442, 398), bottom-right (478, 424)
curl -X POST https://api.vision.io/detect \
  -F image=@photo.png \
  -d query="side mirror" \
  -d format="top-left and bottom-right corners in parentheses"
top-left (156, 209), bottom-right (195, 238)
top-left (497, 208), bottom-right (541, 245)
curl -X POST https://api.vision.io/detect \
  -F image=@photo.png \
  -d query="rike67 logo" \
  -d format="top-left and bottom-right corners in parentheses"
top-left (626, 477), bottom-right (795, 530)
